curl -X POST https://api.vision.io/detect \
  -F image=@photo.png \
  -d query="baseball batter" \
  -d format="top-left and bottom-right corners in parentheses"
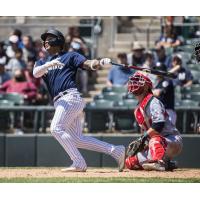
top-left (125, 72), bottom-right (183, 171)
top-left (33, 29), bottom-right (125, 172)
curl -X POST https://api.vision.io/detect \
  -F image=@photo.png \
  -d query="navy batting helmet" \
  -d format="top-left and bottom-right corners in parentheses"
top-left (41, 29), bottom-right (65, 49)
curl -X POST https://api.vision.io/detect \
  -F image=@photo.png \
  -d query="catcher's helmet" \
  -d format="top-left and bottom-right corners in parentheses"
top-left (128, 72), bottom-right (153, 96)
top-left (41, 29), bottom-right (65, 49)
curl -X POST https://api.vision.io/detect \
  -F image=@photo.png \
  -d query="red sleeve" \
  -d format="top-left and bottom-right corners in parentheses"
top-left (0, 80), bottom-right (11, 93)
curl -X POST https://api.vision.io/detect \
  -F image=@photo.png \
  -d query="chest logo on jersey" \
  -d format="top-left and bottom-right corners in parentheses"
top-left (45, 65), bottom-right (64, 74)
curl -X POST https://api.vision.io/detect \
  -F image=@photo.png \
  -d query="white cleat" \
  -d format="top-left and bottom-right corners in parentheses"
top-left (142, 162), bottom-right (165, 171)
top-left (61, 166), bottom-right (87, 172)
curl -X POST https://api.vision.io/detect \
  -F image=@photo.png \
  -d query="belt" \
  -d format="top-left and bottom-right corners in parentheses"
top-left (53, 90), bottom-right (69, 102)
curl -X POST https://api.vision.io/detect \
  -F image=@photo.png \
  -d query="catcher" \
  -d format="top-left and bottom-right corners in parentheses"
top-left (125, 72), bottom-right (183, 171)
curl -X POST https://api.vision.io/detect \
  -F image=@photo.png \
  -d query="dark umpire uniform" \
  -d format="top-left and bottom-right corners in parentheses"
top-left (153, 63), bottom-right (176, 125)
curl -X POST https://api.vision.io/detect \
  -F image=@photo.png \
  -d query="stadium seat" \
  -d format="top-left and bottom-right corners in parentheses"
top-left (112, 85), bottom-right (127, 93)
top-left (186, 38), bottom-right (200, 45)
top-left (102, 86), bottom-right (127, 94)
top-left (190, 93), bottom-right (200, 102)
top-left (0, 100), bottom-right (14, 130)
top-left (175, 99), bottom-right (199, 107)
top-left (3, 93), bottom-right (24, 105)
top-left (85, 100), bottom-right (114, 132)
top-left (176, 45), bottom-right (193, 53)
top-left (113, 100), bottom-right (137, 132)
top-left (182, 91), bottom-right (200, 102)
top-left (0, 94), bottom-right (4, 100)
top-left (93, 94), bottom-right (104, 100)
top-left (175, 99), bottom-right (199, 133)
top-left (103, 92), bottom-right (125, 102)
top-left (0, 99), bottom-right (14, 107)
top-left (88, 99), bottom-right (114, 108)
top-left (123, 93), bottom-right (135, 99)
top-left (187, 64), bottom-right (200, 71)
top-left (102, 87), bottom-right (113, 93)
top-left (190, 70), bottom-right (200, 84)
top-left (122, 99), bottom-right (138, 108)
top-left (181, 84), bottom-right (200, 94)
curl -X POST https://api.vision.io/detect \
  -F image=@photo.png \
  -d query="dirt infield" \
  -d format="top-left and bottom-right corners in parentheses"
top-left (0, 168), bottom-right (200, 179)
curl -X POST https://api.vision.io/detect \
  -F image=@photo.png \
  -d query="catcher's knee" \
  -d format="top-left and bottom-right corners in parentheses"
top-left (125, 156), bottom-right (143, 170)
top-left (149, 135), bottom-right (167, 161)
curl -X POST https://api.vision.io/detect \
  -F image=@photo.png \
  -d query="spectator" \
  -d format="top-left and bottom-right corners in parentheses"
top-left (127, 41), bottom-right (145, 66)
top-left (0, 42), bottom-right (8, 65)
top-left (23, 59), bottom-right (49, 105)
top-left (0, 69), bottom-right (37, 104)
top-left (6, 48), bottom-right (26, 76)
top-left (34, 39), bottom-right (48, 60)
top-left (169, 54), bottom-right (193, 87)
top-left (66, 26), bottom-right (89, 57)
top-left (156, 24), bottom-right (182, 48)
top-left (152, 62), bottom-right (176, 125)
top-left (24, 59), bottom-right (41, 88)
top-left (12, 29), bottom-right (24, 49)
top-left (22, 35), bottom-right (37, 62)
top-left (67, 26), bottom-right (90, 97)
top-left (107, 53), bottom-right (135, 87)
top-left (0, 61), bottom-right (11, 85)
top-left (142, 51), bottom-right (158, 87)
top-left (154, 45), bottom-right (172, 69)
top-left (6, 35), bottom-right (20, 59)
top-left (143, 51), bottom-right (155, 69)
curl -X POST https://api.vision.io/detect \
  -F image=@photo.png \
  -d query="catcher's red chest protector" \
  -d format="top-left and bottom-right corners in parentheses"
top-left (134, 93), bottom-right (153, 131)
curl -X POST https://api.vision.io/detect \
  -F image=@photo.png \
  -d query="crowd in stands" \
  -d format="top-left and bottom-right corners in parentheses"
top-left (0, 29), bottom-right (49, 105)
top-left (0, 16), bottom-right (200, 134)
top-left (0, 27), bottom-right (94, 107)
top-left (105, 16), bottom-right (200, 134)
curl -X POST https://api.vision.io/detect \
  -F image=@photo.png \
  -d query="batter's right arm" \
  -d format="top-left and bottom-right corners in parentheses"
top-left (83, 58), bottom-right (111, 71)
top-left (33, 59), bottom-right (64, 78)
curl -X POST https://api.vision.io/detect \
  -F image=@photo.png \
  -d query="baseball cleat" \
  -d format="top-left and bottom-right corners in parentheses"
top-left (165, 160), bottom-right (178, 171)
top-left (61, 166), bottom-right (87, 172)
top-left (117, 146), bottom-right (126, 172)
top-left (142, 161), bottom-right (165, 171)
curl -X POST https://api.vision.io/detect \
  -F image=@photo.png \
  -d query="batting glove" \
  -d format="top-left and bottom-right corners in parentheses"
top-left (99, 58), bottom-right (111, 67)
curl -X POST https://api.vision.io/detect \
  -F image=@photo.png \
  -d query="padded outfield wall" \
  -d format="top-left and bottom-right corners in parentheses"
top-left (0, 134), bottom-right (199, 168)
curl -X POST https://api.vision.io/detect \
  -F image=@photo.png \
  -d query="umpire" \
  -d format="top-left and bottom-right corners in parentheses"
top-left (152, 62), bottom-right (176, 125)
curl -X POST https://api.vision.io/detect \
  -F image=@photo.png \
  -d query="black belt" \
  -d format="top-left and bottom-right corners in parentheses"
top-left (53, 91), bottom-right (69, 102)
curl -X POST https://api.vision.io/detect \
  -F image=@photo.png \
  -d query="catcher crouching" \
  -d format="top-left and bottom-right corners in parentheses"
top-left (125, 72), bottom-right (183, 171)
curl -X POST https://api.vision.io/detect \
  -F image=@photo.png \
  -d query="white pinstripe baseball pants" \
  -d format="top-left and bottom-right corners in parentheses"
top-left (50, 89), bottom-right (122, 169)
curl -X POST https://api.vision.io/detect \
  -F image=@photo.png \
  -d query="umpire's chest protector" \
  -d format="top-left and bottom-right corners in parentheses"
top-left (134, 93), bottom-right (153, 131)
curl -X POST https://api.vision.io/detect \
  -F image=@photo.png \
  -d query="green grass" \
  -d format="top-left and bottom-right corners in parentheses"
top-left (1, 177), bottom-right (200, 183)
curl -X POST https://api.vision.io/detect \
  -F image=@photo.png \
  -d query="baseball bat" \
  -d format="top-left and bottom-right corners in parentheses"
top-left (110, 62), bottom-right (177, 79)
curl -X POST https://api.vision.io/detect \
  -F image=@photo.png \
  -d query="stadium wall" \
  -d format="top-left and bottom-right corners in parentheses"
top-left (0, 134), bottom-right (199, 168)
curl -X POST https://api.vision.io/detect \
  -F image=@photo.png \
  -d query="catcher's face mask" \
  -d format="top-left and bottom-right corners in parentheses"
top-left (128, 72), bottom-right (153, 96)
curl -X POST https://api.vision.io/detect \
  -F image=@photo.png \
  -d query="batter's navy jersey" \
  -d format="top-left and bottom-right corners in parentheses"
top-left (34, 51), bottom-right (86, 98)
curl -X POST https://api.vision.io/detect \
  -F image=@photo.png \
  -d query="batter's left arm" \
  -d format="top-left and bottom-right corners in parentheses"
top-left (82, 58), bottom-right (111, 71)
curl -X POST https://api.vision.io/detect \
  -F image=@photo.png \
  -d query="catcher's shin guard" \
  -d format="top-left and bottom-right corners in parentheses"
top-left (125, 155), bottom-right (143, 170)
top-left (149, 135), bottom-right (167, 161)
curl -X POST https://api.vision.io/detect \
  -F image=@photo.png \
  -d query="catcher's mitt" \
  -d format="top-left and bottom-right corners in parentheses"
top-left (126, 134), bottom-right (149, 157)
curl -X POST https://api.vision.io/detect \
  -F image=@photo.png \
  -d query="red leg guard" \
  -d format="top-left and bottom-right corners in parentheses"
top-left (125, 155), bottom-right (143, 170)
top-left (149, 135), bottom-right (167, 161)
